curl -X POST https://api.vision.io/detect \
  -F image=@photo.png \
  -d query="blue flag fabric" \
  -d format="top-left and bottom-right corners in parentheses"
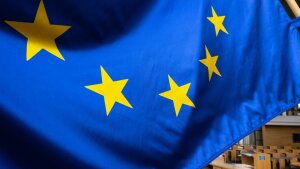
top-left (0, 0), bottom-right (300, 168)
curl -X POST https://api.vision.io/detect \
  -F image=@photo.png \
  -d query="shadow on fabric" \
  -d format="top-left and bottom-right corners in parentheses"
top-left (0, 0), bottom-right (156, 50)
top-left (0, 107), bottom-right (94, 169)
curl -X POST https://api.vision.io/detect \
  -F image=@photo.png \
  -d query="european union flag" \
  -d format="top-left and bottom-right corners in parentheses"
top-left (0, 0), bottom-right (300, 168)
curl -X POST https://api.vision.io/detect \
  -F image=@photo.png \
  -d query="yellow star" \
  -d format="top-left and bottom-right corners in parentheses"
top-left (5, 0), bottom-right (71, 61)
top-left (200, 46), bottom-right (222, 81)
top-left (207, 6), bottom-right (228, 36)
top-left (159, 75), bottom-right (195, 117)
top-left (85, 66), bottom-right (133, 116)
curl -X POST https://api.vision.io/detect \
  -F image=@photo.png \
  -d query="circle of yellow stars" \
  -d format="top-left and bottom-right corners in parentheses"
top-left (4, 1), bottom-right (228, 117)
top-left (85, 66), bottom-right (133, 116)
top-left (5, 1), bottom-right (71, 61)
top-left (159, 75), bottom-right (195, 117)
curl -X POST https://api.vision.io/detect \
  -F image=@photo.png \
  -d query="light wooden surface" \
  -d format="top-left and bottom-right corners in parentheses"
top-left (263, 126), bottom-right (300, 146)
top-left (253, 153), bottom-right (271, 169)
top-left (291, 161), bottom-right (300, 167)
top-left (286, 0), bottom-right (300, 17)
top-left (240, 150), bottom-right (255, 165)
top-left (210, 161), bottom-right (254, 169)
top-left (210, 156), bottom-right (253, 169)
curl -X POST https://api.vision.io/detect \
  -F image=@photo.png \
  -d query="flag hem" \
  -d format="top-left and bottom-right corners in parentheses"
top-left (292, 17), bottom-right (300, 28)
top-left (199, 100), bottom-right (300, 169)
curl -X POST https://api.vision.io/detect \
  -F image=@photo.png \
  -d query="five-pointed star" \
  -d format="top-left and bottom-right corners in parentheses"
top-left (85, 66), bottom-right (133, 116)
top-left (159, 75), bottom-right (195, 117)
top-left (200, 46), bottom-right (222, 81)
top-left (5, 0), bottom-right (71, 61)
top-left (207, 6), bottom-right (228, 36)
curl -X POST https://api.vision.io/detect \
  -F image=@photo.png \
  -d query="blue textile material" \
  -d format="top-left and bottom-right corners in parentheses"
top-left (0, 0), bottom-right (299, 168)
